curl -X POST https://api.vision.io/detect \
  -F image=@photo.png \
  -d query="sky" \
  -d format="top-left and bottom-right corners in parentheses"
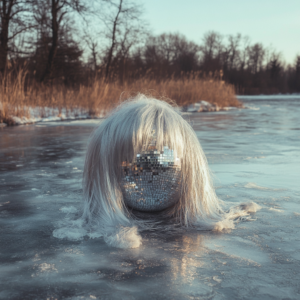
top-left (142, 0), bottom-right (300, 65)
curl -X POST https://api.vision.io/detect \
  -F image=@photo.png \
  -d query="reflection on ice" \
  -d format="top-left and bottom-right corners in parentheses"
top-left (1, 96), bottom-right (300, 299)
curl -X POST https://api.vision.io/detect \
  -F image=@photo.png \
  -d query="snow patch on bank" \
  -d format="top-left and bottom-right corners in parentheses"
top-left (182, 101), bottom-right (238, 113)
top-left (3, 106), bottom-right (105, 126)
top-left (1, 101), bottom-right (241, 126)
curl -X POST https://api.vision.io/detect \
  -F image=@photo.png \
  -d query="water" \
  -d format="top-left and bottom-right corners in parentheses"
top-left (0, 96), bottom-right (300, 300)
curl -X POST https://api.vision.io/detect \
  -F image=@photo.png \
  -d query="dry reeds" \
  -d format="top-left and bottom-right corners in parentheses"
top-left (0, 69), bottom-right (241, 125)
top-left (0, 69), bottom-right (31, 124)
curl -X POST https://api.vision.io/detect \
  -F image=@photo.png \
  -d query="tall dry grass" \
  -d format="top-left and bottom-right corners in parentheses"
top-left (0, 69), bottom-right (31, 124)
top-left (0, 69), bottom-right (241, 125)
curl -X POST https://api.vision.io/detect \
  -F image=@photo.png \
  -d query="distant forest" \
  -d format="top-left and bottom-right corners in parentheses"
top-left (1, 0), bottom-right (300, 94)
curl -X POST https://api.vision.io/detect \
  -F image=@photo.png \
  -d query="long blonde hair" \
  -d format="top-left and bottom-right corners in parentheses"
top-left (79, 95), bottom-right (259, 248)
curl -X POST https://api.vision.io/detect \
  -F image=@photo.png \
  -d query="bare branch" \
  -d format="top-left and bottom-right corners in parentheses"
top-left (8, 24), bottom-right (35, 40)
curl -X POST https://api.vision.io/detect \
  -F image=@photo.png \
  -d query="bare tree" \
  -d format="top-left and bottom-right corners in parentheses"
top-left (246, 43), bottom-right (265, 74)
top-left (227, 33), bottom-right (241, 70)
top-left (239, 35), bottom-right (250, 71)
top-left (37, 0), bottom-right (85, 82)
top-left (294, 55), bottom-right (300, 91)
top-left (87, 37), bottom-right (98, 70)
top-left (80, 26), bottom-right (99, 72)
top-left (31, 4), bottom-right (85, 84)
top-left (199, 31), bottom-right (224, 72)
top-left (144, 33), bottom-right (199, 74)
top-left (268, 51), bottom-right (282, 87)
top-left (101, 0), bottom-right (145, 81)
top-left (0, 0), bottom-right (34, 73)
top-left (200, 31), bottom-right (223, 61)
top-left (145, 33), bottom-right (188, 64)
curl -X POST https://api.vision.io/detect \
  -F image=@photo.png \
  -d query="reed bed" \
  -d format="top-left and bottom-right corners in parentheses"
top-left (0, 69), bottom-right (241, 125)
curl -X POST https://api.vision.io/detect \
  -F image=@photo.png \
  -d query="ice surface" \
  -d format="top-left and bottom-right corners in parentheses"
top-left (0, 96), bottom-right (300, 299)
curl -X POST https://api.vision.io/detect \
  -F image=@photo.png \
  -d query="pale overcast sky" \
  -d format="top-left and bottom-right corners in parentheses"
top-left (142, 0), bottom-right (300, 64)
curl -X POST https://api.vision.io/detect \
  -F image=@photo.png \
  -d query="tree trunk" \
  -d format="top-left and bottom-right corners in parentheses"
top-left (0, 7), bottom-right (9, 74)
top-left (40, 0), bottom-right (59, 82)
top-left (105, 0), bottom-right (122, 81)
top-left (92, 44), bottom-right (97, 70)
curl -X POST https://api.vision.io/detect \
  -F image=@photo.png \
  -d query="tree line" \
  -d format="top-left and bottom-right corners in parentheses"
top-left (1, 0), bottom-right (299, 94)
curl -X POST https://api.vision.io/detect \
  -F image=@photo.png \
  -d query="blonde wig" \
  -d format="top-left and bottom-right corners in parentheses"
top-left (79, 95), bottom-right (259, 248)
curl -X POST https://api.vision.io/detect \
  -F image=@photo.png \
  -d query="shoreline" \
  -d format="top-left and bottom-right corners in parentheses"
top-left (0, 100), bottom-right (241, 127)
top-left (4, 93), bottom-right (300, 127)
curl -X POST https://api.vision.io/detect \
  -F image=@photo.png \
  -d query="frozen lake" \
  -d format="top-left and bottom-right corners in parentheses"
top-left (0, 95), bottom-right (300, 299)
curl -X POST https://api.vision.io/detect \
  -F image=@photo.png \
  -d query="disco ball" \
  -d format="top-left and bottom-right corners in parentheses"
top-left (121, 143), bottom-right (182, 212)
